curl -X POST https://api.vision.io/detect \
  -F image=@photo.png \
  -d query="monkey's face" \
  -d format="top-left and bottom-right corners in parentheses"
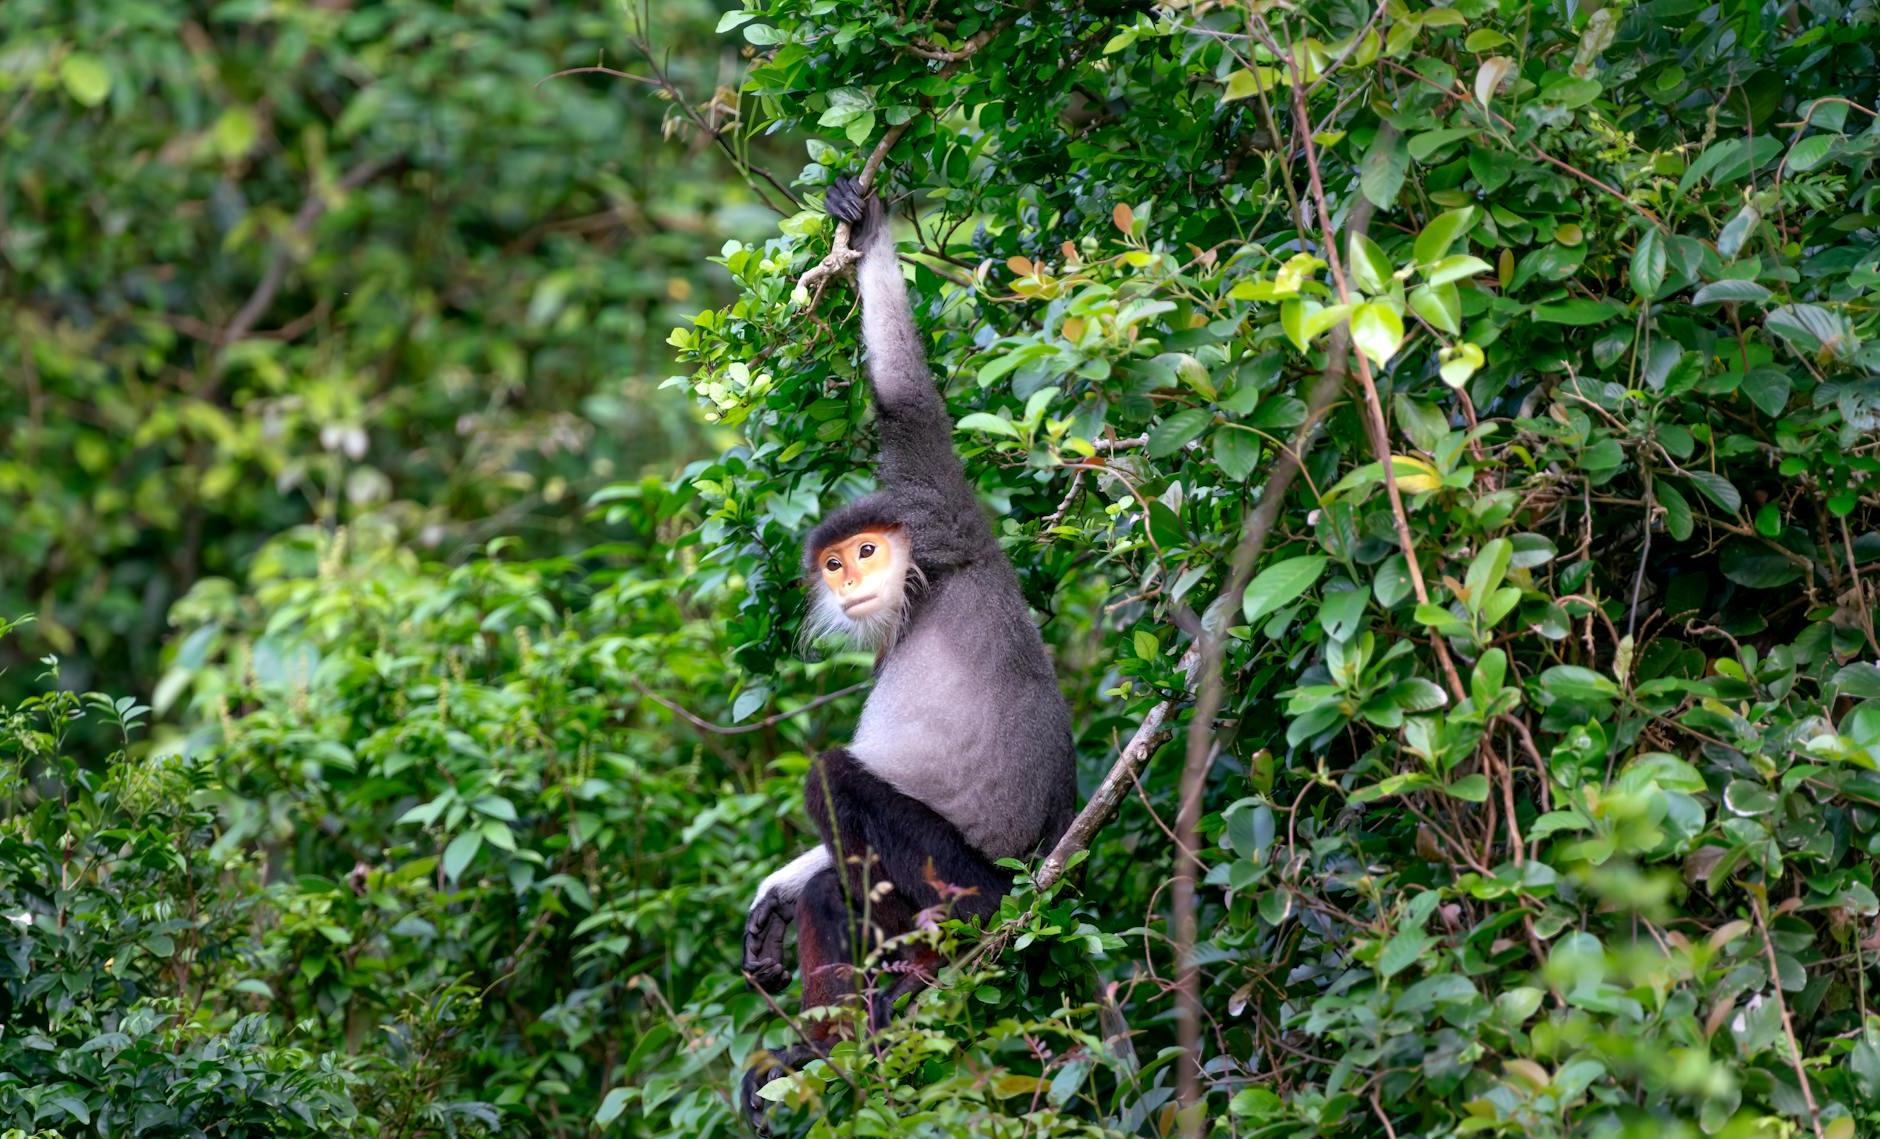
top-left (815, 528), bottom-right (907, 620)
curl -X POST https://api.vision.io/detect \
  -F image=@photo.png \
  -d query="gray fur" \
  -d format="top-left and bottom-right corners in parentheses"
top-left (821, 182), bottom-right (1076, 861)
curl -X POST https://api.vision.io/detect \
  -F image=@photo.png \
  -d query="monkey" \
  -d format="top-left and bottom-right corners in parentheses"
top-left (738, 177), bottom-right (1077, 1126)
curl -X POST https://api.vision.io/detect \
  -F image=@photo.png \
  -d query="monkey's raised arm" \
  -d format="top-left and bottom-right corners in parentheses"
top-left (825, 179), bottom-right (991, 569)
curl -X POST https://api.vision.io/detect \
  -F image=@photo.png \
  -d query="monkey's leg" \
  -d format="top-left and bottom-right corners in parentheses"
top-left (804, 747), bottom-right (1011, 921)
top-left (740, 868), bottom-right (866, 1132)
top-left (804, 749), bottom-right (1008, 1033)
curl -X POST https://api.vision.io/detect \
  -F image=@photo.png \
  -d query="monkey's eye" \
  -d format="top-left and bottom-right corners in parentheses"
top-left (858, 543), bottom-right (877, 559)
top-left (824, 557), bottom-right (842, 573)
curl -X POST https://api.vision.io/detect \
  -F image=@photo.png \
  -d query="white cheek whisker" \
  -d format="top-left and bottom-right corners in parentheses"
top-left (799, 536), bottom-right (919, 657)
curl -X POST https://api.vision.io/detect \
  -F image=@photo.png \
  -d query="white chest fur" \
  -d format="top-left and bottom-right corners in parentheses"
top-left (849, 626), bottom-right (1005, 850)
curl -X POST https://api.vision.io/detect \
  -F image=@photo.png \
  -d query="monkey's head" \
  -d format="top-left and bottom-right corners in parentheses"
top-left (802, 498), bottom-right (921, 650)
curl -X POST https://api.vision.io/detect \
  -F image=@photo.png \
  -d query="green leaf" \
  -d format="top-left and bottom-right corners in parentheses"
top-left (1214, 427), bottom-right (1261, 481)
top-left (1424, 254), bottom-right (1493, 286)
top-left (1684, 471), bottom-right (1742, 513)
top-left (1785, 134), bottom-right (1838, 173)
top-left (1533, 299), bottom-right (1625, 325)
top-left (1630, 228), bottom-right (1667, 300)
top-left (1408, 128), bottom-right (1476, 160)
top-left (1471, 648), bottom-right (1507, 708)
top-left (1766, 303), bottom-right (1854, 357)
top-left (1463, 538), bottom-right (1513, 616)
top-left (1719, 542), bottom-right (1805, 588)
top-left (1740, 366), bottom-right (1791, 417)
top-left (1348, 231), bottom-right (1393, 295)
top-left (1243, 555), bottom-right (1328, 625)
top-left (1390, 678), bottom-right (1449, 713)
top-left (1413, 207), bottom-right (1475, 265)
top-left (1538, 665), bottom-right (1618, 702)
top-left (1377, 927), bottom-right (1431, 978)
top-left (58, 54), bottom-right (112, 107)
top-left (1374, 556), bottom-right (1413, 608)
top-left (1691, 279), bottom-right (1771, 306)
top-left (1148, 408), bottom-right (1214, 458)
top-left (1444, 773), bottom-right (1490, 802)
top-left (1408, 283), bottom-right (1460, 335)
top-left (1754, 501), bottom-right (1781, 538)
top-left (955, 412), bottom-right (1021, 439)
top-left (1656, 480), bottom-right (1693, 541)
top-left (1359, 129), bottom-right (1408, 209)
top-left (442, 831), bottom-right (483, 882)
top-left (1350, 304), bottom-right (1404, 366)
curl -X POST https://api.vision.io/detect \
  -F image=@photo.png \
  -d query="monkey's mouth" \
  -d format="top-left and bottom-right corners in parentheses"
top-left (841, 594), bottom-right (882, 615)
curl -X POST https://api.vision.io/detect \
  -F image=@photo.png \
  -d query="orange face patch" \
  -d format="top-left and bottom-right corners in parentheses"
top-left (816, 529), bottom-right (899, 612)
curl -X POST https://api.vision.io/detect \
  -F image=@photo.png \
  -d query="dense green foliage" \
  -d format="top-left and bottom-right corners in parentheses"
top-left (0, 0), bottom-right (748, 697)
top-left (7, 0), bottom-right (1880, 1137)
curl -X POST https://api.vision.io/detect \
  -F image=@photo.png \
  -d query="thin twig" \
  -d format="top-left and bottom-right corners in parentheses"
top-left (1750, 893), bottom-right (1826, 1139)
top-left (208, 155), bottom-right (400, 388)
top-left (627, 678), bottom-right (867, 735)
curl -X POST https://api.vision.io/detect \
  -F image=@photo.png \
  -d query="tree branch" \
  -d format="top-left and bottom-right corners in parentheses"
top-left (208, 154), bottom-right (401, 386)
top-left (1034, 646), bottom-right (1201, 889)
top-left (795, 22), bottom-right (1006, 310)
top-left (626, 678), bottom-right (867, 736)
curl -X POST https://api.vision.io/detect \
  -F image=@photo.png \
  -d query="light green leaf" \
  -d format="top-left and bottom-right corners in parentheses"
top-left (1444, 773), bottom-right (1490, 802)
top-left (955, 412), bottom-right (1021, 439)
top-left (1350, 303), bottom-right (1404, 367)
top-left (1439, 342), bottom-right (1484, 389)
top-left (1463, 539), bottom-right (1513, 616)
top-left (1424, 254), bottom-right (1493, 286)
top-left (1348, 231), bottom-right (1393, 295)
top-left (1222, 67), bottom-right (1279, 101)
top-left (1359, 129), bottom-right (1408, 209)
top-left (1716, 206), bottom-right (1759, 260)
top-left (1414, 207), bottom-right (1475, 266)
top-left (1243, 555), bottom-right (1328, 625)
top-left (1408, 283), bottom-right (1460, 335)
top-left (596, 1088), bottom-right (634, 1125)
top-left (59, 54), bottom-right (112, 107)
top-left (442, 831), bottom-right (483, 882)
top-left (1533, 299), bottom-right (1624, 325)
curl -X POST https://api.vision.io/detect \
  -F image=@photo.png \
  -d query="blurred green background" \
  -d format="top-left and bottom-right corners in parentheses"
top-left (1, 0), bottom-right (765, 699)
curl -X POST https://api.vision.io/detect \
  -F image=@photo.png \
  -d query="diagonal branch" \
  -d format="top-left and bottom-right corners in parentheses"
top-left (207, 154), bottom-right (402, 388)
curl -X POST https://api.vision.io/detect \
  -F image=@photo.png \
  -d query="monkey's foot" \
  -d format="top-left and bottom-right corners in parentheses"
top-left (824, 176), bottom-right (883, 246)
top-left (742, 892), bottom-right (792, 994)
top-left (825, 176), bottom-right (867, 226)
top-left (740, 1043), bottom-right (822, 1135)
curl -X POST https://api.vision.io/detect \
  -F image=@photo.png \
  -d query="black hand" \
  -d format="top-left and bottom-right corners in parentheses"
top-left (825, 176), bottom-right (881, 246)
top-left (742, 891), bottom-right (791, 993)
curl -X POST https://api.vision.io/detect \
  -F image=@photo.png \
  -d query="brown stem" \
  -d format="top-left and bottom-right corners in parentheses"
top-left (206, 154), bottom-right (400, 392)
top-left (1750, 893), bottom-right (1826, 1139)
top-left (626, 677), bottom-right (867, 736)
top-left (1168, 222), bottom-right (1376, 1134)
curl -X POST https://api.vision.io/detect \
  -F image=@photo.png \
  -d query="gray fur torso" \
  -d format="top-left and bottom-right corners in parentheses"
top-left (850, 560), bottom-right (1074, 859)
